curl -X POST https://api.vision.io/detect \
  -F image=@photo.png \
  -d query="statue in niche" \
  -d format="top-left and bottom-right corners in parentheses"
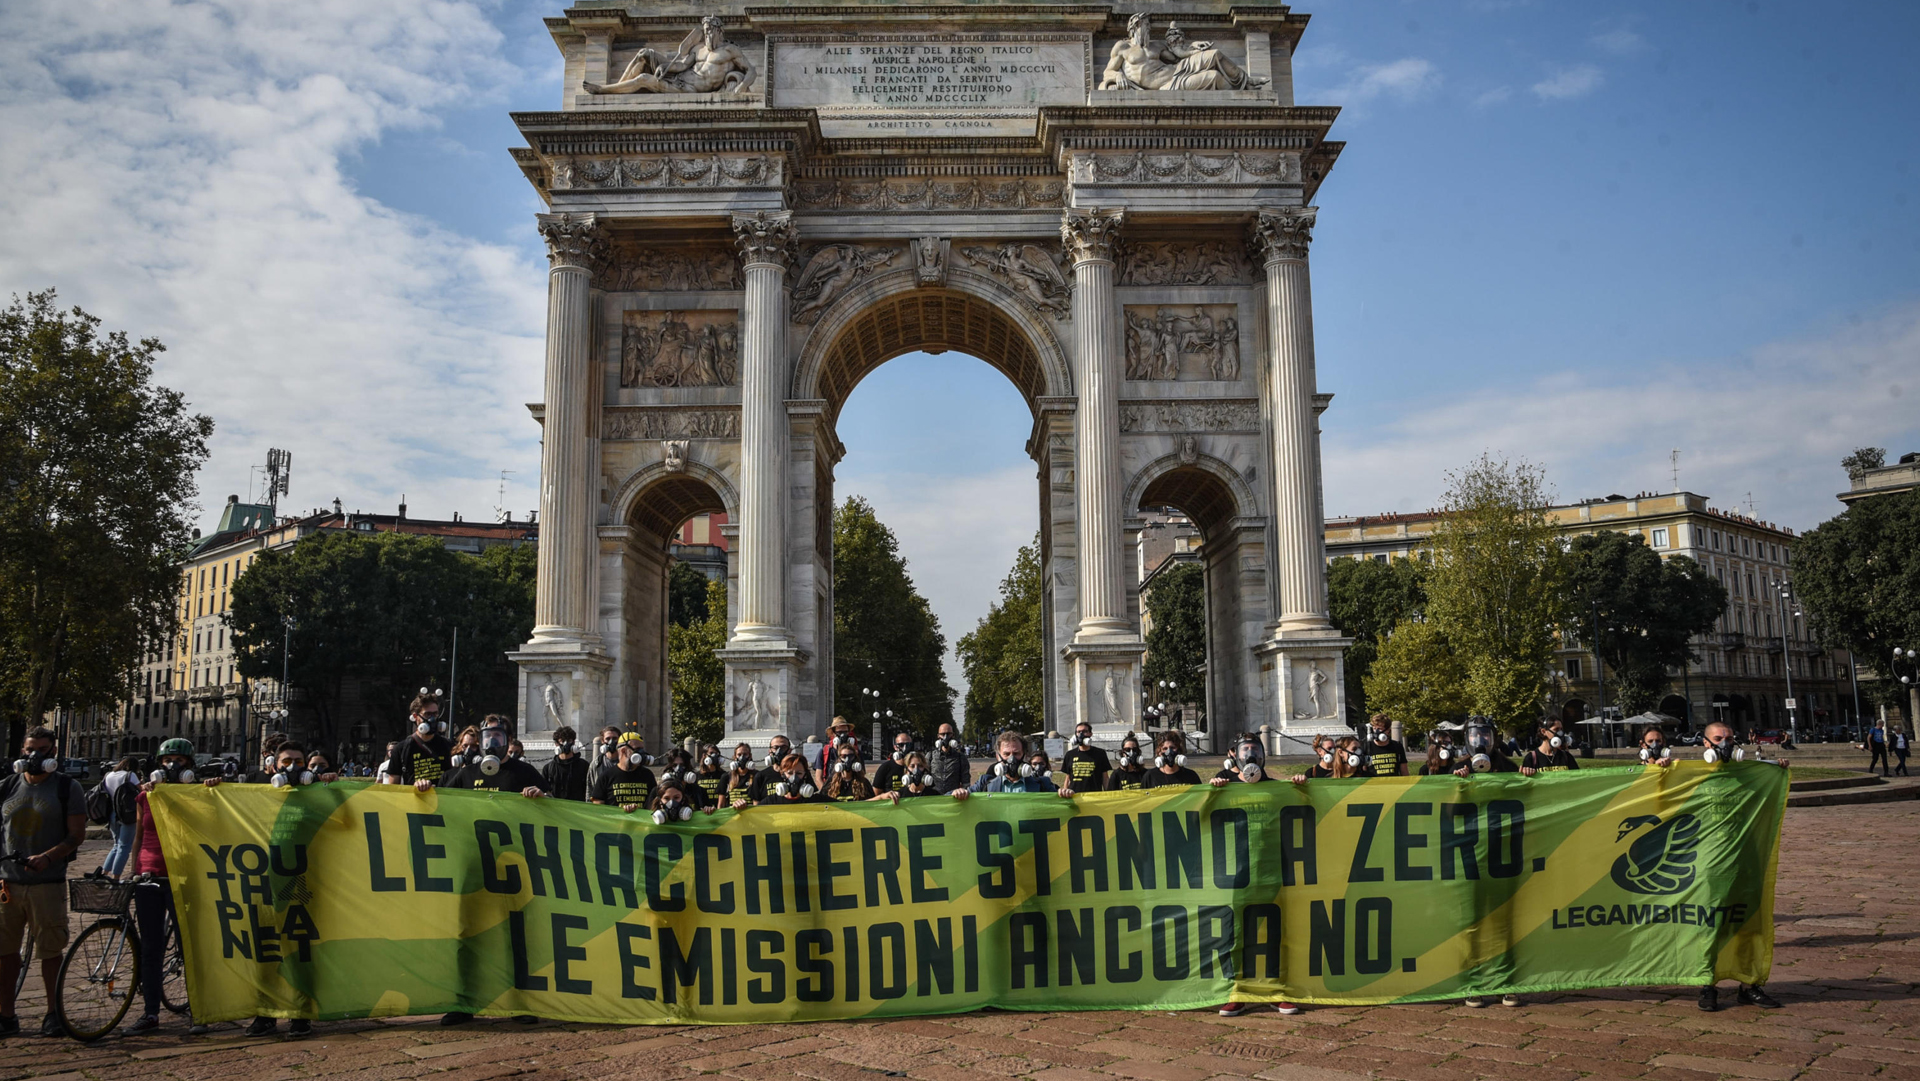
top-left (622, 311), bottom-right (738, 388)
top-left (959, 243), bottom-right (1070, 317)
top-left (1212, 314), bottom-right (1240, 380)
top-left (585, 16), bottom-right (757, 95)
top-left (1103, 670), bottom-right (1121, 725)
top-left (791, 245), bottom-right (897, 323)
top-left (1294, 661), bottom-right (1329, 719)
top-left (736, 676), bottom-right (774, 729)
top-left (1100, 13), bottom-right (1269, 92)
top-left (1124, 310), bottom-right (1163, 380)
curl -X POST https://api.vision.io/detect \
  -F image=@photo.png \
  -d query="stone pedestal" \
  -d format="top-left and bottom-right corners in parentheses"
top-left (719, 646), bottom-right (809, 754)
top-left (1255, 636), bottom-right (1353, 752)
top-left (1064, 640), bottom-right (1145, 742)
top-left (511, 649), bottom-right (613, 755)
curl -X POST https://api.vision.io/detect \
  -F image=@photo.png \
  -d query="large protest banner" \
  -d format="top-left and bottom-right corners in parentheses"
top-left (152, 762), bottom-right (1784, 1024)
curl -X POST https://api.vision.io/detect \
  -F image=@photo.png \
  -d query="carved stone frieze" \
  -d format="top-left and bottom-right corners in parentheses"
top-left (535, 212), bottom-right (607, 273)
top-left (620, 310), bottom-right (739, 388)
top-left (603, 408), bottom-right (741, 441)
top-left (910, 237), bottom-right (949, 287)
top-left (958, 243), bottom-right (1071, 318)
top-left (602, 243), bottom-right (743, 293)
top-left (1124, 305), bottom-right (1240, 381)
top-left (732, 211), bottom-right (797, 270)
top-left (792, 177), bottom-right (1064, 213)
top-left (1061, 209), bottom-right (1126, 265)
top-left (1120, 401), bottom-right (1260, 433)
top-left (1098, 13), bottom-right (1269, 92)
top-left (790, 244), bottom-right (899, 324)
top-left (1252, 207), bottom-right (1317, 262)
top-left (1116, 240), bottom-right (1254, 286)
top-left (550, 154), bottom-right (783, 191)
top-left (584, 16), bottom-right (757, 95)
top-left (1070, 150), bottom-right (1299, 186)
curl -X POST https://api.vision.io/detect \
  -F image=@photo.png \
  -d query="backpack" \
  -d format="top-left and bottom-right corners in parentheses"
top-left (85, 780), bottom-right (114, 825)
top-left (113, 778), bottom-right (139, 824)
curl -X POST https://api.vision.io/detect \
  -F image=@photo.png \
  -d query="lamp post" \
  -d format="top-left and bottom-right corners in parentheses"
top-left (1894, 647), bottom-right (1920, 739)
top-left (1770, 579), bottom-right (1799, 747)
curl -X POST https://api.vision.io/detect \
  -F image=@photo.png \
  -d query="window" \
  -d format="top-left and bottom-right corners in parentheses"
top-left (1769, 544), bottom-right (1778, 563)
top-left (1743, 537), bottom-right (1752, 555)
top-left (1566, 658), bottom-right (1583, 680)
top-left (1652, 527), bottom-right (1669, 548)
top-left (1747, 572), bottom-right (1756, 597)
top-left (1372, 554), bottom-right (1387, 564)
top-left (1712, 530), bottom-right (1721, 550)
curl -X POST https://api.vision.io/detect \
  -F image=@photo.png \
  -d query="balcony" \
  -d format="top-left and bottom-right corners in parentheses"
top-left (1719, 633), bottom-right (1745, 649)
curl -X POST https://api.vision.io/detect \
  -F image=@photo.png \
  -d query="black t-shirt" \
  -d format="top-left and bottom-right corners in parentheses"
top-left (691, 769), bottom-right (729, 806)
top-left (1211, 768), bottom-right (1277, 785)
top-left (872, 760), bottom-right (907, 793)
top-left (722, 768), bottom-right (758, 805)
top-left (1523, 748), bottom-right (1580, 773)
top-left (442, 758), bottom-right (548, 794)
top-left (757, 792), bottom-right (826, 807)
top-left (1061, 747), bottom-right (1113, 793)
top-left (542, 756), bottom-right (589, 801)
top-left (389, 735), bottom-right (451, 787)
top-left (748, 765), bottom-right (788, 803)
top-left (1363, 737), bottom-right (1409, 777)
top-left (1142, 767), bottom-right (1201, 789)
top-left (590, 765), bottom-right (657, 808)
top-left (1305, 764), bottom-right (1336, 778)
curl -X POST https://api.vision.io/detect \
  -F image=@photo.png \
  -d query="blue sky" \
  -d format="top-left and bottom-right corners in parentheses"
top-left (3, 0), bottom-right (1916, 687)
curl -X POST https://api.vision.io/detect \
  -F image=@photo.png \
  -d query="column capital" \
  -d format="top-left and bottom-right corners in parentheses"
top-left (536, 212), bottom-right (608, 275)
top-left (1060, 208), bottom-right (1126, 265)
top-left (1251, 206), bottom-right (1317, 263)
top-left (732, 211), bottom-right (797, 270)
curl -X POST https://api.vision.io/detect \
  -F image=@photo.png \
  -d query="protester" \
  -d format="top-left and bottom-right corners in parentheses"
top-left (1417, 730), bottom-right (1459, 776)
top-left (1142, 731), bottom-right (1202, 788)
top-left (725, 743), bottom-right (759, 806)
top-left (757, 756), bottom-right (823, 806)
top-left (1866, 722), bottom-right (1889, 776)
top-left (541, 726), bottom-right (590, 801)
top-left (1331, 735), bottom-right (1371, 779)
top-left (1638, 725), bottom-right (1675, 770)
top-left (957, 732), bottom-right (1072, 796)
top-left (1104, 734), bottom-right (1151, 791)
top-left (386, 693), bottom-right (452, 789)
top-left (119, 739), bottom-right (215, 1036)
top-left (1210, 734), bottom-right (1271, 786)
top-left (1694, 724), bottom-right (1785, 1010)
top-left (824, 744), bottom-right (876, 802)
top-left (657, 749), bottom-right (711, 809)
top-left (875, 753), bottom-right (939, 802)
top-left (1290, 734), bottom-right (1339, 783)
top-left (1455, 719), bottom-right (1520, 776)
top-left (100, 756), bottom-right (142, 880)
top-left (0, 726), bottom-right (87, 1038)
top-left (690, 745), bottom-right (730, 806)
top-left (818, 716), bottom-right (865, 776)
top-left (440, 716), bottom-right (547, 797)
top-left (586, 725), bottom-right (625, 794)
top-left (872, 732), bottom-right (917, 794)
top-left (1362, 713), bottom-right (1409, 777)
top-left (748, 735), bottom-right (795, 803)
top-left (929, 722), bottom-right (971, 794)
top-left (1522, 726), bottom-right (1580, 773)
top-left (589, 733), bottom-right (657, 811)
top-left (1061, 722), bottom-right (1113, 793)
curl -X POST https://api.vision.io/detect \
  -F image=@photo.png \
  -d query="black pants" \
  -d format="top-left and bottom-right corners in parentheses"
top-left (1870, 746), bottom-right (1889, 774)
top-left (133, 880), bottom-right (173, 1018)
top-left (1897, 749), bottom-right (1910, 777)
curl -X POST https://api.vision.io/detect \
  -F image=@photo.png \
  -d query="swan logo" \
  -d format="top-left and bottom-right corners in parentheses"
top-left (1609, 813), bottom-right (1702, 895)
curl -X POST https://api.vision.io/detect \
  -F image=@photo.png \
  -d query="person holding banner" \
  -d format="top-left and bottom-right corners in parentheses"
top-left (930, 722), bottom-right (971, 793)
top-left (441, 717), bottom-right (547, 797)
top-left (386, 693), bottom-right (451, 789)
top-left (1332, 735), bottom-right (1373, 779)
top-left (1452, 718), bottom-right (1520, 776)
top-left (875, 752), bottom-right (940, 802)
top-left (690, 745), bottom-right (730, 806)
top-left (1522, 726), bottom-right (1580, 773)
top-left (120, 739), bottom-right (217, 1037)
top-left (824, 744), bottom-right (877, 802)
top-left (1290, 734), bottom-right (1339, 783)
top-left (872, 732), bottom-right (917, 794)
top-left (1418, 730), bottom-right (1460, 776)
top-left (589, 732), bottom-right (657, 811)
top-left (1639, 725), bottom-right (1676, 769)
top-left (724, 743), bottom-right (759, 806)
top-left (1144, 731), bottom-right (1202, 788)
top-left (541, 726), bottom-right (590, 801)
top-left (1363, 713), bottom-right (1409, 776)
top-left (957, 732), bottom-right (1072, 796)
top-left (757, 755), bottom-right (824, 805)
top-left (1104, 734), bottom-right (1151, 791)
top-left (1061, 722), bottom-right (1112, 793)
top-left (1694, 720), bottom-right (1786, 1011)
top-left (1210, 734), bottom-right (1271, 785)
top-left (748, 735), bottom-right (795, 803)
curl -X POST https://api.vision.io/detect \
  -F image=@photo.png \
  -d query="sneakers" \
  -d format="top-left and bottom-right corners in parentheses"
top-left (244, 1016), bottom-right (279, 1037)
top-left (37, 1015), bottom-right (62, 1038)
top-left (1218, 1002), bottom-right (1257, 1017)
top-left (122, 1014), bottom-right (159, 1036)
top-left (512, 1015), bottom-right (537, 1025)
top-left (1698, 985), bottom-right (1720, 1012)
top-left (1464, 996), bottom-right (1487, 1008)
top-left (1501, 994), bottom-right (1522, 1008)
top-left (289, 1019), bottom-right (313, 1038)
top-left (1739, 985), bottom-right (1783, 1009)
top-left (0, 1014), bottom-right (18, 1038)
top-left (439, 1012), bottom-right (474, 1026)
top-left (1275, 1002), bottom-right (1303, 1016)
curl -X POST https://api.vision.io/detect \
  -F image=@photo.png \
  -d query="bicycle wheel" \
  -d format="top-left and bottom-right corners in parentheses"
top-left (56, 920), bottom-right (138, 1042)
top-left (12, 928), bottom-right (30, 998)
top-left (159, 917), bottom-right (188, 1015)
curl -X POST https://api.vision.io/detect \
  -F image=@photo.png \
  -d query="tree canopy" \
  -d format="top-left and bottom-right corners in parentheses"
top-left (1795, 487), bottom-right (1920, 705)
top-left (831, 497), bottom-right (955, 740)
top-left (667, 560), bottom-right (711, 628)
top-left (1361, 620), bottom-right (1469, 738)
top-left (1142, 560), bottom-right (1206, 708)
top-left (957, 536), bottom-right (1046, 735)
top-left (1564, 530), bottom-right (1726, 716)
top-left (668, 576), bottom-right (727, 746)
top-left (1327, 556), bottom-right (1428, 721)
top-left (0, 290), bottom-right (213, 753)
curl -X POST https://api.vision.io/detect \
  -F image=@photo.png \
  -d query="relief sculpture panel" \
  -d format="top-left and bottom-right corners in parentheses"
top-left (1124, 304), bottom-right (1241, 381)
top-left (602, 244), bottom-right (743, 293)
top-left (620, 310), bottom-right (739, 388)
top-left (1117, 240), bottom-right (1254, 286)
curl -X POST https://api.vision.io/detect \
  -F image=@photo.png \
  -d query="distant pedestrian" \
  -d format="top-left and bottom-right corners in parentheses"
top-left (1894, 730), bottom-right (1911, 778)
top-left (1867, 723), bottom-right (1889, 776)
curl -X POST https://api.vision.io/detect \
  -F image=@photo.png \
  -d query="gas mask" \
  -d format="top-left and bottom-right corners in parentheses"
top-left (1345, 752), bottom-right (1363, 769)
top-left (904, 769), bottom-right (933, 788)
top-left (554, 740), bottom-right (578, 756)
top-left (1702, 739), bottom-right (1746, 764)
top-left (933, 735), bottom-right (960, 754)
top-left (652, 798), bottom-right (693, 825)
top-left (1467, 730), bottom-right (1493, 752)
top-left (1469, 753), bottom-right (1492, 773)
top-left (1117, 747), bottom-right (1141, 767)
top-left (667, 764), bottom-right (699, 787)
top-left (414, 716), bottom-right (446, 738)
top-left (271, 763), bottom-right (316, 788)
top-left (1434, 744), bottom-right (1454, 762)
top-left (1640, 742), bottom-right (1670, 762)
top-left (764, 747), bottom-right (790, 769)
top-left (1154, 749), bottom-right (1187, 769)
top-left (774, 776), bottom-right (816, 799)
top-left (1545, 732), bottom-right (1566, 749)
top-left (1020, 760), bottom-right (1048, 779)
top-left (1370, 729), bottom-right (1390, 745)
top-left (833, 757), bottom-right (865, 775)
top-left (13, 749), bottom-right (55, 776)
top-left (1073, 731), bottom-right (1092, 749)
top-left (1239, 763), bottom-right (1264, 783)
top-left (892, 744), bottom-right (912, 763)
top-left (733, 754), bottom-right (754, 772)
top-left (991, 756), bottom-right (1022, 779)
top-left (1319, 751), bottom-right (1335, 767)
top-left (702, 752), bottom-right (722, 770)
top-left (151, 761), bottom-right (196, 785)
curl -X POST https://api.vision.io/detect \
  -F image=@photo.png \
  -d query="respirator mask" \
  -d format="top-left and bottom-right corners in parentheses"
top-left (1702, 739), bottom-right (1746, 764)
top-left (702, 752), bottom-right (722, 770)
top-left (1371, 729), bottom-right (1390, 745)
top-left (553, 739), bottom-right (578, 756)
top-left (1019, 759), bottom-right (1047, 779)
top-left (934, 735), bottom-right (960, 754)
top-left (992, 755), bottom-right (1021, 778)
top-left (892, 744), bottom-right (912, 763)
top-left (13, 749), bottom-right (55, 776)
top-left (1319, 751), bottom-right (1335, 767)
top-left (1345, 752), bottom-right (1363, 769)
top-left (1640, 741), bottom-right (1670, 762)
top-left (1117, 747), bottom-right (1141, 767)
top-left (652, 798), bottom-right (693, 825)
top-left (151, 760), bottom-right (196, 785)
top-left (774, 775), bottom-right (816, 799)
top-left (1470, 753), bottom-right (1492, 773)
top-left (1546, 732), bottom-right (1565, 749)
top-left (1072, 730), bottom-right (1092, 749)
top-left (833, 757), bottom-right (865, 775)
top-left (904, 769), bottom-right (933, 788)
top-left (1154, 750), bottom-right (1187, 769)
top-left (271, 762), bottom-right (316, 788)
top-left (764, 746), bottom-right (789, 769)
top-left (415, 715), bottom-right (446, 738)
top-left (1434, 744), bottom-right (1453, 762)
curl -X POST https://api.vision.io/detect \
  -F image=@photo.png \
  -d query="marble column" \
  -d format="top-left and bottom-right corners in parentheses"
top-left (1254, 207), bottom-right (1335, 634)
top-left (530, 212), bottom-right (604, 642)
top-left (729, 211), bottom-right (796, 646)
top-left (1062, 209), bottom-right (1130, 641)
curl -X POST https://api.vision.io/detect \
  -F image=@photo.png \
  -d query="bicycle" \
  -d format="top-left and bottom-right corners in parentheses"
top-left (54, 874), bottom-right (188, 1041)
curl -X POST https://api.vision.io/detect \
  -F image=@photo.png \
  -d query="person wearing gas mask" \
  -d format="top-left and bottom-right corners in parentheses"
top-left (1210, 735), bottom-right (1273, 786)
top-left (1104, 734), bottom-right (1151, 791)
top-left (817, 716), bottom-right (867, 778)
top-left (207, 741), bottom-right (339, 794)
top-left (386, 693), bottom-right (451, 789)
top-left (757, 755), bottom-right (825, 806)
top-left (120, 738), bottom-right (217, 1036)
top-left (1694, 720), bottom-right (1785, 1011)
top-left (590, 732), bottom-right (658, 812)
top-left (725, 743), bottom-right (760, 807)
top-left (0, 726), bottom-right (89, 1038)
top-left (648, 783), bottom-right (713, 824)
top-left (875, 752), bottom-right (940, 803)
top-left (655, 749), bottom-right (712, 810)
top-left (824, 744), bottom-right (877, 802)
top-left (586, 725), bottom-right (624, 793)
top-left (1418, 731), bottom-right (1460, 776)
top-left (928, 722), bottom-right (970, 794)
top-left (442, 716), bottom-right (547, 797)
top-left (1522, 725), bottom-right (1580, 773)
top-left (1637, 725), bottom-right (1676, 770)
top-left (872, 732), bottom-right (918, 794)
top-left (747, 735), bottom-right (795, 803)
top-left (1143, 731), bottom-right (1201, 789)
top-left (1061, 722), bottom-right (1113, 794)
top-left (1362, 713), bottom-right (1409, 777)
top-left (690, 744), bottom-right (730, 806)
top-left (1449, 719), bottom-right (1520, 777)
top-left (1289, 734), bottom-right (1340, 783)
top-left (541, 726), bottom-right (590, 801)
top-left (1329, 735), bottom-right (1372, 779)
top-left (957, 732), bottom-right (1073, 797)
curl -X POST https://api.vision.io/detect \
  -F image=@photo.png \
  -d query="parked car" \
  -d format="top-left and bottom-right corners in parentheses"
top-left (1752, 729), bottom-right (1788, 745)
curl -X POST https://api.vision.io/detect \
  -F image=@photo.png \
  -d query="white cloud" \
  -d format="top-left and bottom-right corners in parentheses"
top-left (1591, 28), bottom-right (1647, 56)
top-left (1333, 57), bottom-right (1443, 105)
top-left (0, 0), bottom-right (548, 528)
top-left (1531, 63), bottom-right (1605, 101)
top-left (1473, 86), bottom-right (1515, 107)
top-left (1324, 301), bottom-right (1920, 534)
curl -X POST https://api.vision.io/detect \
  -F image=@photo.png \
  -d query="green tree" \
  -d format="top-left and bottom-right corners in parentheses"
top-left (1142, 561), bottom-right (1206, 705)
top-left (1564, 530), bottom-right (1727, 716)
top-left (229, 532), bottom-right (536, 751)
top-left (0, 290), bottom-right (213, 753)
top-left (1841, 447), bottom-right (1886, 480)
top-left (668, 559), bottom-right (711, 628)
top-left (1327, 556), bottom-right (1429, 720)
top-left (957, 536), bottom-right (1045, 735)
top-left (668, 577), bottom-right (727, 746)
top-left (1795, 487), bottom-right (1920, 707)
top-left (832, 497), bottom-right (955, 740)
top-left (1425, 455), bottom-right (1569, 732)
top-left (1361, 620), bottom-right (1470, 738)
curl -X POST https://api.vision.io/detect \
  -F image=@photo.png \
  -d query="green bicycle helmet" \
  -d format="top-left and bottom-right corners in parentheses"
top-left (158, 738), bottom-right (195, 758)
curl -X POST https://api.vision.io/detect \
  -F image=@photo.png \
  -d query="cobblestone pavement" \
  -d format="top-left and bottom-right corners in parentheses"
top-left (2, 802), bottom-right (1912, 1081)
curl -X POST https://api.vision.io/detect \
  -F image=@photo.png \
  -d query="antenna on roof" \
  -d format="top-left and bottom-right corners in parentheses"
top-left (495, 470), bottom-right (517, 523)
top-left (264, 449), bottom-right (292, 522)
top-left (1669, 449), bottom-right (1680, 494)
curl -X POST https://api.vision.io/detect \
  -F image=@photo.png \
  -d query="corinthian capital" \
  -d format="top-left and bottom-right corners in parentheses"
top-left (536, 212), bottom-right (607, 274)
top-left (1252, 207), bottom-right (1316, 262)
top-left (731, 211), bottom-right (797, 270)
top-left (1060, 208), bottom-right (1126, 265)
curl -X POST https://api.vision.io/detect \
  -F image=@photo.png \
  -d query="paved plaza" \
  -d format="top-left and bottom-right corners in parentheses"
top-left (1, 799), bottom-right (1913, 1081)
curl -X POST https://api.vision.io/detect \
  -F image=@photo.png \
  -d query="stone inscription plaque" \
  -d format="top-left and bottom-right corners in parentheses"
top-left (771, 33), bottom-right (1089, 138)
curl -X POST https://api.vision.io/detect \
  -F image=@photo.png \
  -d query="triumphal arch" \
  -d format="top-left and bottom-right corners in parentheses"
top-left (509, 0), bottom-right (1353, 754)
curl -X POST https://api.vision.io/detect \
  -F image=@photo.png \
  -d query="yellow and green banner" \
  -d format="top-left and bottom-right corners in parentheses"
top-left (152, 762), bottom-right (1785, 1024)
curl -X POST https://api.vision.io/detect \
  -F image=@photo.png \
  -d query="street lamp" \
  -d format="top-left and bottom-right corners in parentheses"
top-left (1769, 579), bottom-right (1800, 746)
top-left (1894, 647), bottom-right (1920, 740)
